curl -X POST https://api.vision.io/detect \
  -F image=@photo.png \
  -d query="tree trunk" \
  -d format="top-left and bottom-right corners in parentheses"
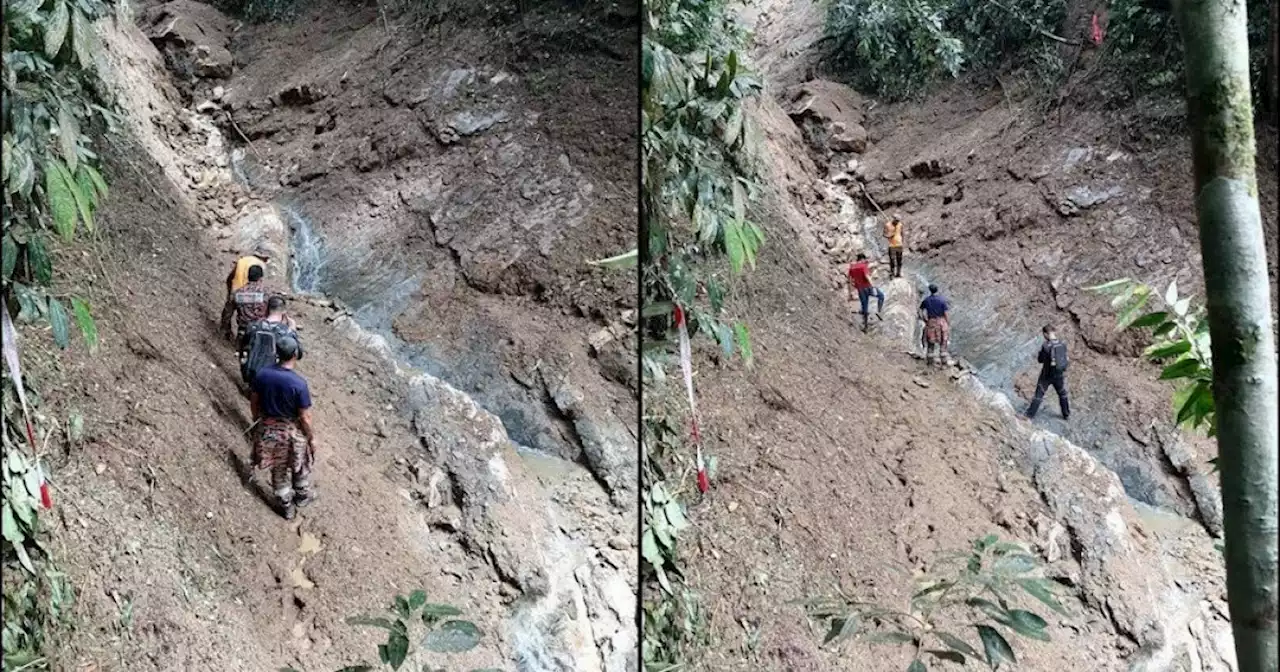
top-left (1174, 1), bottom-right (1279, 670)
top-left (1269, 0), bottom-right (1278, 125)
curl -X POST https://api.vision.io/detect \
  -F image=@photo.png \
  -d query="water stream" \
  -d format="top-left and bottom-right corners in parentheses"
top-left (903, 257), bottom-right (1192, 515)
top-left (232, 153), bottom-right (575, 460)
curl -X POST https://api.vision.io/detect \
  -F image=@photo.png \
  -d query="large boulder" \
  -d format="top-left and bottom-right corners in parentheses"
top-left (784, 79), bottom-right (869, 156)
top-left (144, 1), bottom-right (235, 81)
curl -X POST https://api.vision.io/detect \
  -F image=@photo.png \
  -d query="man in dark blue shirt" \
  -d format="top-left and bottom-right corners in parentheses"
top-left (1026, 324), bottom-right (1070, 421)
top-left (918, 283), bottom-right (951, 366)
top-left (249, 337), bottom-right (317, 520)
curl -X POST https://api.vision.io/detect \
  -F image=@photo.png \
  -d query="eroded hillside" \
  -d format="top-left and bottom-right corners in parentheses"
top-left (17, 2), bottom-right (639, 670)
top-left (654, 0), bottom-right (1274, 670)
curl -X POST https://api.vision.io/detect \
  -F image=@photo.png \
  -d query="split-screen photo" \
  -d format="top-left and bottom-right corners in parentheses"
top-left (1, 0), bottom-right (1276, 670)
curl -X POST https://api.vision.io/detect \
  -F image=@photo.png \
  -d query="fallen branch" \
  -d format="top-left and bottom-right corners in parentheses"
top-left (857, 181), bottom-right (886, 215)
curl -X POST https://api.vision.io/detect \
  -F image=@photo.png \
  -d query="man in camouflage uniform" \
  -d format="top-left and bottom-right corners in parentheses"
top-left (249, 336), bottom-right (317, 520)
top-left (221, 263), bottom-right (270, 343)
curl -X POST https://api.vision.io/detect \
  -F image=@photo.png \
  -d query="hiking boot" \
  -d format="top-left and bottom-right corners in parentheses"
top-left (295, 492), bottom-right (319, 508)
top-left (281, 502), bottom-right (297, 521)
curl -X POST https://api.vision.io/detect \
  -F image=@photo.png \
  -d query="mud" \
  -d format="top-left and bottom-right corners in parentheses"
top-left (659, 0), bottom-right (1262, 669)
top-left (24, 3), bottom-right (637, 670)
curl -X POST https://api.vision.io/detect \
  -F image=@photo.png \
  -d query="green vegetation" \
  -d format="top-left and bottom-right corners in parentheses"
top-left (1088, 278), bottom-right (1217, 439)
top-left (278, 590), bottom-right (489, 672)
top-left (640, 410), bottom-right (710, 671)
top-left (825, 0), bottom-right (1068, 99)
top-left (639, 2), bottom-right (763, 668)
top-left (642, 0), bottom-right (762, 366)
top-left (3, 0), bottom-right (117, 669)
top-left (804, 535), bottom-right (1068, 670)
top-left (823, 0), bottom-right (1274, 106)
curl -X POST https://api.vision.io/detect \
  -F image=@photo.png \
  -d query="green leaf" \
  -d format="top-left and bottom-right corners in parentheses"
top-left (14, 540), bottom-right (36, 574)
top-left (1176, 380), bottom-right (1212, 426)
top-left (48, 298), bottom-right (71, 349)
top-left (1159, 358), bottom-right (1204, 381)
top-left (865, 631), bottom-right (914, 644)
top-left (965, 597), bottom-right (1007, 620)
top-left (61, 160), bottom-right (95, 234)
top-left (84, 164), bottom-right (109, 198)
top-left (588, 249), bottom-right (637, 270)
top-left (1128, 311), bottom-right (1167, 328)
top-left (334, 666), bottom-right (375, 672)
top-left (45, 160), bottom-right (80, 242)
top-left (347, 616), bottom-right (398, 630)
top-left (71, 297), bottom-right (97, 351)
top-left (1016, 579), bottom-right (1066, 615)
top-left (1145, 339), bottom-right (1192, 360)
top-left (44, 0), bottom-right (71, 58)
top-left (723, 220), bottom-right (745, 273)
top-left (991, 553), bottom-right (1038, 574)
top-left (421, 620), bottom-right (483, 653)
top-left (421, 603), bottom-right (463, 621)
top-left (925, 649), bottom-right (965, 664)
top-left (1, 502), bottom-right (21, 544)
top-left (77, 168), bottom-right (99, 210)
top-left (907, 660), bottom-right (927, 672)
top-left (975, 624), bottom-right (1016, 667)
top-left (71, 8), bottom-right (95, 69)
top-left (912, 581), bottom-right (953, 601)
top-left (734, 322), bottom-right (753, 367)
top-left (822, 614), bottom-right (858, 646)
top-left (394, 596), bottom-right (411, 619)
top-left (408, 590), bottom-right (428, 611)
top-left (1000, 609), bottom-right (1050, 641)
top-left (2, 234), bottom-right (18, 281)
top-left (384, 630), bottom-right (409, 670)
top-left (27, 236), bottom-right (53, 285)
top-left (58, 104), bottom-right (80, 174)
top-left (664, 500), bottom-right (689, 531)
top-left (934, 631), bottom-right (980, 658)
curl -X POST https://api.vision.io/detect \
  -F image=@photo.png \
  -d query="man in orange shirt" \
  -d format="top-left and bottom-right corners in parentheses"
top-left (847, 253), bottom-right (885, 332)
top-left (883, 214), bottom-right (905, 278)
top-left (226, 246), bottom-right (273, 297)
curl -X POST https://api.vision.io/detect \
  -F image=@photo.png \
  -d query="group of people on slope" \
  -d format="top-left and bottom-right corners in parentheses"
top-left (844, 214), bottom-right (1071, 421)
top-left (221, 248), bottom-right (319, 520)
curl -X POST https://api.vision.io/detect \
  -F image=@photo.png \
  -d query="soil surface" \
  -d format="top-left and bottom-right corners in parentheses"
top-left (17, 3), bottom-right (638, 670)
top-left (660, 0), bottom-right (1271, 670)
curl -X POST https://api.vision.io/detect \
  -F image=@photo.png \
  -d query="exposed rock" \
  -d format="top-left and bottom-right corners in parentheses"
top-left (1056, 184), bottom-right (1126, 216)
top-left (543, 371), bottom-right (637, 507)
top-left (144, 1), bottom-right (235, 81)
top-left (784, 79), bottom-right (869, 155)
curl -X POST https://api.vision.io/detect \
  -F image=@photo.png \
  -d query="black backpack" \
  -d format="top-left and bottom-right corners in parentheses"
top-left (1046, 340), bottom-right (1068, 373)
top-left (241, 319), bottom-right (301, 383)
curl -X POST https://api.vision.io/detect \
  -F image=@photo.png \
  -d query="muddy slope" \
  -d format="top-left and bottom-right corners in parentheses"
top-left (662, 0), bottom-right (1250, 670)
top-left (21, 6), bottom-right (637, 671)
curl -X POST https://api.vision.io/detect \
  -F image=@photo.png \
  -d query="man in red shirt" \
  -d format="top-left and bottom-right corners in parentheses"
top-left (847, 253), bottom-right (885, 332)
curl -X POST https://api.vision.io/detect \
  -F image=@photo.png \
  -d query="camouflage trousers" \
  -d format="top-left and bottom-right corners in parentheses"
top-left (252, 417), bottom-right (314, 506)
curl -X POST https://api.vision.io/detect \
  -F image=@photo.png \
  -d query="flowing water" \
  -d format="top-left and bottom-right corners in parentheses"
top-left (903, 256), bottom-right (1191, 515)
top-left (232, 152), bottom-right (607, 671)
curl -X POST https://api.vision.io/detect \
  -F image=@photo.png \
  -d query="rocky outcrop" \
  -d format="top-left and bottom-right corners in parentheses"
top-left (784, 79), bottom-right (869, 156)
top-left (331, 316), bottom-right (637, 672)
top-left (956, 374), bottom-right (1236, 671)
top-left (143, 1), bottom-right (235, 81)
